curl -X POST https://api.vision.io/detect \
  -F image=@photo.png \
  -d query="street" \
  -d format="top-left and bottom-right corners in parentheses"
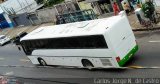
top-left (0, 0), bottom-right (160, 83)
top-left (0, 30), bottom-right (160, 84)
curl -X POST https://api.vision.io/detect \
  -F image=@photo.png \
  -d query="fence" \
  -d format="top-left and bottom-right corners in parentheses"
top-left (56, 9), bottom-right (97, 24)
top-left (11, 6), bottom-right (97, 26)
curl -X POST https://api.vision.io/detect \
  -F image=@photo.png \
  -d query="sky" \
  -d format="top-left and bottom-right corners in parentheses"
top-left (0, 0), bottom-right (36, 13)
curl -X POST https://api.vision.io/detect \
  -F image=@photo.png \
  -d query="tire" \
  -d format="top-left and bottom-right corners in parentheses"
top-left (82, 59), bottom-right (94, 70)
top-left (38, 58), bottom-right (47, 66)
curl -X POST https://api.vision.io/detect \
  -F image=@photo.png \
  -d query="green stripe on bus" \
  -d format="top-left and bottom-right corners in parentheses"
top-left (118, 45), bottom-right (139, 67)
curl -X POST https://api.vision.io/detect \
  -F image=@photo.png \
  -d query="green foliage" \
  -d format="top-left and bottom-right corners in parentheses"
top-left (44, 0), bottom-right (64, 7)
top-left (35, 0), bottom-right (44, 4)
top-left (35, 0), bottom-right (64, 7)
top-left (141, 1), bottom-right (155, 18)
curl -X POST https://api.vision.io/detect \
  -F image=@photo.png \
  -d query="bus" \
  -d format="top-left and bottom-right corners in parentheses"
top-left (20, 11), bottom-right (138, 69)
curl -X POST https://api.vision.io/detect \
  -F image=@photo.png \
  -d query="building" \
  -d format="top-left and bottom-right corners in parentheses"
top-left (78, 0), bottom-right (160, 16)
top-left (0, 0), bottom-right (39, 14)
top-left (0, 0), bottom-right (44, 28)
top-left (77, 0), bottom-right (123, 15)
top-left (55, 0), bottom-right (81, 15)
top-left (0, 12), bottom-right (13, 29)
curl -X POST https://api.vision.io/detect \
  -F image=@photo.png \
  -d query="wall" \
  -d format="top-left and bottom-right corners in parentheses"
top-left (0, 0), bottom-right (38, 14)
top-left (155, 0), bottom-right (160, 6)
top-left (9, 7), bottom-right (57, 27)
top-left (79, 1), bottom-right (103, 15)
top-left (54, 2), bottom-right (81, 15)
top-left (36, 7), bottom-right (57, 23)
top-left (28, 13), bottom-right (41, 25)
top-left (10, 13), bottom-right (32, 26)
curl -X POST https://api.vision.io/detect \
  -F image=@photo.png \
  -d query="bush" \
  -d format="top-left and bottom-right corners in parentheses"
top-left (44, 0), bottom-right (64, 7)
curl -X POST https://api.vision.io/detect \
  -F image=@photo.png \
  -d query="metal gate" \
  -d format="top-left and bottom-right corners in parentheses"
top-left (56, 9), bottom-right (97, 24)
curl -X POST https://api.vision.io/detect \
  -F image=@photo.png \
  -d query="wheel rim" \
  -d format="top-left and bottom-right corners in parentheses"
top-left (87, 65), bottom-right (92, 70)
top-left (39, 59), bottom-right (46, 66)
top-left (83, 61), bottom-right (94, 70)
top-left (86, 63), bottom-right (93, 70)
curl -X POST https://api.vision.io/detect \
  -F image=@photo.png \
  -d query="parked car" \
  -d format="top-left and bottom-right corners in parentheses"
top-left (13, 32), bottom-right (28, 45)
top-left (0, 35), bottom-right (10, 46)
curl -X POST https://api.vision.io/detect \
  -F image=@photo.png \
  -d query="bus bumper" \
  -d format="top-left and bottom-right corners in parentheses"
top-left (118, 45), bottom-right (139, 67)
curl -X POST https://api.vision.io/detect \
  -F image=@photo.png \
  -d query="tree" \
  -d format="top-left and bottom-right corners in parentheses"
top-left (141, 1), bottom-right (155, 18)
top-left (45, 0), bottom-right (64, 7)
top-left (35, 0), bottom-right (44, 4)
top-left (141, 1), bottom-right (156, 23)
top-left (35, 0), bottom-right (64, 7)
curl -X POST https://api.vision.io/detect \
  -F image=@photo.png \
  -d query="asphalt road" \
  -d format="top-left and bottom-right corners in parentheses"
top-left (0, 30), bottom-right (160, 84)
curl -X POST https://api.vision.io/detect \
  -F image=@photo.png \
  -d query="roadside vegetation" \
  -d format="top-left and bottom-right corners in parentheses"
top-left (35, 0), bottom-right (64, 7)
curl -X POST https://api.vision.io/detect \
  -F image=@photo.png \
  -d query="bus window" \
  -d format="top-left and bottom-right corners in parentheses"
top-left (94, 35), bottom-right (108, 48)
top-left (77, 35), bottom-right (108, 49)
top-left (21, 35), bottom-right (108, 54)
top-left (65, 37), bottom-right (80, 48)
top-left (52, 38), bottom-right (66, 49)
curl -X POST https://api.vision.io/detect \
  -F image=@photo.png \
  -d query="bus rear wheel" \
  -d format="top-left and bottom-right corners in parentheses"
top-left (82, 59), bottom-right (94, 70)
top-left (38, 58), bottom-right (47, 66)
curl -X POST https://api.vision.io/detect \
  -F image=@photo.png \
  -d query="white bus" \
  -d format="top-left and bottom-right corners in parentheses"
top-left (20, 11), bottom-right (138, 69)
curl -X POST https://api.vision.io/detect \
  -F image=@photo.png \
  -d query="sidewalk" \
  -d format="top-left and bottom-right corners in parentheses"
top-left (99, 9), bottom-right (160, 31)
top-left (125, 6), bottom-right (160, 31)
top-left (128, 13), bottom-right (160, 31)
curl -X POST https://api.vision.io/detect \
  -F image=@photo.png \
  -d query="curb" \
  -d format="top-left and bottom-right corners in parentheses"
top-left (133, 26), bottom-right (160, 31)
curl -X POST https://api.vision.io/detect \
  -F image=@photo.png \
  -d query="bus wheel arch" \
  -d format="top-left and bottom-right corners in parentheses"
top-left (37, 57), bottom-right (47, 66)
top-left (81, 59), bottom-right (94, 70)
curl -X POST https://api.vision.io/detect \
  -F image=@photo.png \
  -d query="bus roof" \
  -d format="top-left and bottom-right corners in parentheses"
top-left (21, 13), bottom-right (124, 41)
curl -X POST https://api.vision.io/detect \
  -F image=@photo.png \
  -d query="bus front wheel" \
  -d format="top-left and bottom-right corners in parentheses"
top-left (82, 59), bottom-right (94, 70)
top-left (38, 58), bottom-right (47, 66)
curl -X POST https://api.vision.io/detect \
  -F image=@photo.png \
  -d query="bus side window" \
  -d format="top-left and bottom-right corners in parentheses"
top-left (39, 40), bottom-right (45, 48)
top-left (47, 39), bottom-right (52, 49)
top-left (88, 37), bottom-right (96, 48)
top-left (79, 36), bottom-right (94, 48)
top-left (43, 40), bottom-right (49, 49)
top-left (35, 40), bottom-right (42, 49)
top-left (51, 39), bottom-right (58, 49)
top-left (29, 40), bottom-right (34, 52)
top-left (35, 40), bottom-right (40, 49)
top-left (31, 40), bottom-right (36, 49)
top-left (65, 37), bottom-right (80, 49)
top-left (60, 38), bottom-right (67, 49)
top-left (94, 36), bottom-right (108, 48)
top-left (53, 38), bottom-right (66, 49)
